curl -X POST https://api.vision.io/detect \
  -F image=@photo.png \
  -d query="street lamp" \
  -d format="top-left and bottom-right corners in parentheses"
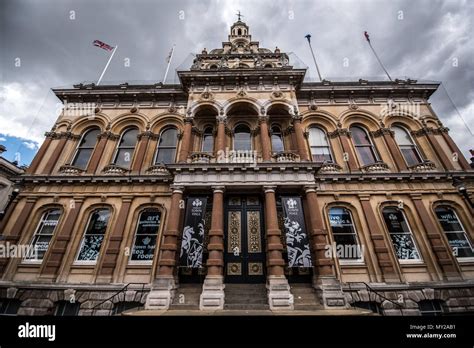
top-left (452, 178), bottom-right (474, 209)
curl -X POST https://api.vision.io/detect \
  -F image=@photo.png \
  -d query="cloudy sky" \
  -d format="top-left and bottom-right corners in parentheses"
top-left (0, 0), bottom-right (472, 165)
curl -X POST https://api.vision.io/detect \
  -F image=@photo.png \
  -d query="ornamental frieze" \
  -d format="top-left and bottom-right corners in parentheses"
top-left (328, 128), bottom-right (351, 138)
top-left (370, 128), bottom-right (394, 138)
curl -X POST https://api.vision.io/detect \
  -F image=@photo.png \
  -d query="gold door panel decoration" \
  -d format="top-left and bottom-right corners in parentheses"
top-left (227, 262), bottom-right (242, 275)
top-left (227, 211), bottom-right (241, 253)
top-left (247, 211), bottom-right (262, 253)
top-left (248, 262), bottom-right (263, 275)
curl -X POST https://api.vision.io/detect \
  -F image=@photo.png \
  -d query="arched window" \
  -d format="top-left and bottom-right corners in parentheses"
top-left (155, 127), bottom-right (178, 164)
top-left (237, 28), bottom-right (242, 35)
top-left (202, 126), bottom-right (214, 153)
top-left (308, 127), bottom-right (332, 162)
top-left (130, 209), bottom-right (161, 262)
top-left (435, 206), bottom-right (473, 258)
top-left (71, 128), bottom-right (100, 169)
top-left (328, 207), bottom-right (362, 260)
top-left (25, 208), bottom-right (62, 261)
top-left (233, 124), bottom-right (252, 150)
top-left (350, 125), bottom-right (378, 166)
top-left (392, 126), bottom-right (422, 166)
top-left (76, 208), bottom-right (111, 262)
top-left (271, 125), bottom-right (284, 153)
top-left (382, 207), bottom-right (421, 261)
top-left (112, 127), bottom-right (138, 168)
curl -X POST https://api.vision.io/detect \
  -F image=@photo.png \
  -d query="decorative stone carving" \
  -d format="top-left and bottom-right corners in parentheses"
top-left (102, 164), bottom-right (129, 175)
top-left (360, 161), bottom-right (390, 173)
top-left (189, 152), bottom-right (213, 164)
top-left (146, 164), bottom-right (171, 176)
top-left (59, 164), bottom-right (85, 175)
top-left (408, 160), bottom-right (436, 172)
top-left (271, 91), bottom-right (283, 99)
top-left (371, 128), bottom-right (394, 138)
top-left (319, 162), bottom-right (343, 173)
top-left (272, 151), bottom-right (300, 163)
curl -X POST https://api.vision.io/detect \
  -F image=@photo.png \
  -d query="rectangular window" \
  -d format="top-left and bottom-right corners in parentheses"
top-left (25, 209), bottom-right (61, 261)
top-left (435, 207), bottom-right (474, 259)
top-left (382, 208), bottom-right (421, 261)
top-left (76, 209), bottom-right (110, 262)
top-left (328, 207), bottom-right (362, 260)
top-left (130, 210), bottom-right (161, 261)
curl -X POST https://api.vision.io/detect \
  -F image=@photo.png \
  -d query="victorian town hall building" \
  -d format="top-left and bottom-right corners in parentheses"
top-left (0, 19), bottom-right (473, 316)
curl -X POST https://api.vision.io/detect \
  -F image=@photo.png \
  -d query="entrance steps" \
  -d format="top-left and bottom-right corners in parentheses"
top-left (224, 283), bottom-right (269, 310)
top-left (290, 283), bottom-right (324, 311)
top-left (169, 283), bottom-right (202, 310)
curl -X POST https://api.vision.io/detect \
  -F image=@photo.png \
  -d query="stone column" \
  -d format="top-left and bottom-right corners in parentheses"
top-left (304, 187), bottom-right (347, 309)
top-left (259, 115), bottom-right (272, 161)
top-left (178, 116), bottom-right (194, 162)
top-left (292, 115), bottom-right (310, 161)
top-left (87, 132), bottom-right (115, 174)
top-left (97, 196), bottom-right (133, 281)
top-left (374, 128), bottom-right (408, 172)
top-left (438, 127), bottom-right (471, 171)
top-left (411, 194), bottom-right (461, 280)
top-left (200, 186), bottom-right (225, 310)
top-left (40, 198), bottom-right (84, 279)
top-left (215, 114), bottom-right (227, 155)
top-left (0, 197), bottom-right (37, 277)
top-left (414, 128), bottom-right (454, 171)
top-left (329, 128), bottom-right (358, 172)
top-left (146, 185), bottom-right (184, 310)
top-left (43, 132), bottom-right (79, 174)
top-left (263, 186), bottom-right (293, 310)
top-left (132, 131), bottom-right (152, 172)
top-left (27, 132), bottom-right (54, 174)
top-left (358, 195), bottom-right (401, 282)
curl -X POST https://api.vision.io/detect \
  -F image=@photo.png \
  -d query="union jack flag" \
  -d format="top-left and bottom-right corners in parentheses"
top-left (93, 40), bottom-right (114, 51)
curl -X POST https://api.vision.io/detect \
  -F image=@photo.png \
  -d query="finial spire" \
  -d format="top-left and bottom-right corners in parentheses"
top-left (236, 10), bottom-right (243, 21)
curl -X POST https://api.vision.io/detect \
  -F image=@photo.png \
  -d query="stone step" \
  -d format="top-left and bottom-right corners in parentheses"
top-left (224, 304), bottom-right (270, 310)
top-left (170, 284), bottom-right (202, 309)
top-left (224, 284), bottom-right (268, 307)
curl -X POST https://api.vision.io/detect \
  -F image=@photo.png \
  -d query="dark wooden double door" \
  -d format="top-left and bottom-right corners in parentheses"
top-left (224, 196), bottom-right (266, 283)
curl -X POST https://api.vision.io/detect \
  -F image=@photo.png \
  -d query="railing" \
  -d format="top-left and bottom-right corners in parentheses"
top-left (346, 282), bottom-right (404, 316)
top-left (58, 164), bottom-right (85, 175)
top-left (319, 162), bottom-right (343, 173)
top-left (189, 152), bottom-right (214, 164)
top-left (360, 161), bottom-right (390, 173)
top-left (84, 283), bottom-right (148, 316)
top-left (408, 160), bottom-right (436, 172)
top-left (102, 164), bottom-right (129, 175)
top-left (272, 151), bottom-right (300, 163)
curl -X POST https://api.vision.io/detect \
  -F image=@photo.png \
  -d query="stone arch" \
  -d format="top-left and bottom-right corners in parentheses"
top-left (150, 115), bottom-right (184, 134)
top-left (70, 113), bottom-right (109, 134)
top-left (302, 112), bottom-right (339, 133)
top-left (223, 98), bottom-right (261, 116)
top-left (188, 100), bottom-right (222, 117)
top-left (263, 100), bottom-right (295, 116)
top-left (384, 115), bottom-right (424, 132)
top-left (340, 110), bottom-right (381, 131)
top-left (110, 113), bottom-right (148, 134)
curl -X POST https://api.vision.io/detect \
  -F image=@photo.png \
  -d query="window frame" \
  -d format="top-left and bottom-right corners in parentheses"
top-left (201, 126), bottom-right (214, 153)
top-left (75, 208), bottom-right (111, 264)
top-left (434, 206), bottom-right (474, 262)
top-left (327, 206), bottom-right (364, 264)
top-left (392, 125), bottom-right (423, 167)
top-left (350, 125), bottom-right (379, 166)
top-left (71, 127), bottom-right (101, 170)
top-left (129, 208), bottom-right (162, 264)
top-left (23, 208), bottom-right (62, 263)
top-left (54, 300), bottom-right (81, 316)
top-left (153, 127), bottom-right (178, 165)
top-left (233, 123), bottom-right (253, 151)
top-left (112, 127), bottom-right (139, 168)
top-left (0, 299), bottom-right (21, 316)
top-left (270, 124), bottom-right (285, 153)
top-left (308, 126), bottom-right (333, 163)
top-left (418, 300), bottom-right (445, 316)
top-left (381, 206), bottom-right (423, 264)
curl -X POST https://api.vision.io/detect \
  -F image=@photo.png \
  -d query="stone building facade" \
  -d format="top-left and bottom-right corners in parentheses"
top-left (0, 19), bottom-right (473, 316)
top-left (0, 145), bottom-right (24, 219)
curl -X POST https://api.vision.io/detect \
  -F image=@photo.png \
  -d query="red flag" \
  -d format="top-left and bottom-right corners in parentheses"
top-left (93, 40), bottom-right (114, 52)
top-left (364, 31), bottom-right (370, 43)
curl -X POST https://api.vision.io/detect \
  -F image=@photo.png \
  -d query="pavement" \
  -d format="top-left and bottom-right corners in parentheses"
top-left (124, 308), bottom-right (375, 316)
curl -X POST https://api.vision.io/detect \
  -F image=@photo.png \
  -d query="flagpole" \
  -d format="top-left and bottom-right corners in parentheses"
top-left (304, 34), bottom-right (322, 82)
top-left (364, 33), bottom-right (392, 81)
top-left (163, 44), bottom-right (175, 84)
top-left (97, 45), bottom-right (118, 86)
